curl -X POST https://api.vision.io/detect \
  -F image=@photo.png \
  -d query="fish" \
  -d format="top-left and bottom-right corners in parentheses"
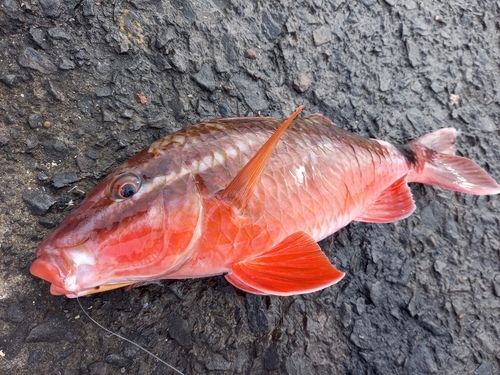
top-left (30, 106), bottom-right (500, 298)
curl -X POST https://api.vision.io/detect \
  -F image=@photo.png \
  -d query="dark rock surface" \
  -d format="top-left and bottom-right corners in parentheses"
top-left (22, 191), bottom-right (56, 216)
top-left (1, 1), bottom-right (500, 374)
top-left (18, 47), bottom-right (57, 74)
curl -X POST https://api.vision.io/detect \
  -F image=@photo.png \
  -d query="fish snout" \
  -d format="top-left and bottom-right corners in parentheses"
top-left (30, 257), bottom-right (64, 290)
top-left (30, 246), bottom-right (97, 296)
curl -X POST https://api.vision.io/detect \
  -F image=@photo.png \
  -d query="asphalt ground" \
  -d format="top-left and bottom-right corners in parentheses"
top-left (1, 1), bottom-right (499, 374)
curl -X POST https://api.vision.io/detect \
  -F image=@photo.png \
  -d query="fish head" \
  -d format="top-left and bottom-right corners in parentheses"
top-left (30, 143), bottom-right (203, 298)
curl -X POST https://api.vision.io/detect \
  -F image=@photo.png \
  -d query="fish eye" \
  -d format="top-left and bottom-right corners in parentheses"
top-left (111, 173), bottom-right (142, 200)
top-left (119, 182), bottom-right (138, 198)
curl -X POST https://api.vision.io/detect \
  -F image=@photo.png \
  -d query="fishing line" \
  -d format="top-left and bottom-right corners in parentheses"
top-left (76, 297), bottom-right (185, 375)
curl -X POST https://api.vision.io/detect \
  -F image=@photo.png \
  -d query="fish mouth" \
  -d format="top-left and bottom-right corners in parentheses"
top-left (30, 243), bottom-right (98, 296)
top-left (31, 257), bottom-right (135, 298)
top-left (30, 257), bottom-right (63, 288)
top-left (30, 256), bottom-right (78, 295)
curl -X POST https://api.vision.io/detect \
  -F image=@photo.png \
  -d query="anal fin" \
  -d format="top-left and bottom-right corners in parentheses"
top-left (355, 175), bottom-right (415, 223)
top-left (225, 231), bottom-right (344, 296)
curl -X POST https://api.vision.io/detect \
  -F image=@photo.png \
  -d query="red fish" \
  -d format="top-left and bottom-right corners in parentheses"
top-left (30, 107), bottom-right (500, 297)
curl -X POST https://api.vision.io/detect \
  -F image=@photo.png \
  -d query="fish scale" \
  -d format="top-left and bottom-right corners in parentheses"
top-left (166, 115), bottom-right (409, 278)
top-left (30, 110), bottom-right (500, 297)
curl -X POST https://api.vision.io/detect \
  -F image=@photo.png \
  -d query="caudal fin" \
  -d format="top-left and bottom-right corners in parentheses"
top-left (406, 128), bottom-right (500, 195)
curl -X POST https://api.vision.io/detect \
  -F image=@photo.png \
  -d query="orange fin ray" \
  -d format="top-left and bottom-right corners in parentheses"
top-left (225, 231), bottom-right (345, 296)
top-left (219, 105), bottom-right (305, 209)
top-left (355, 175), bottom-right (416, 223)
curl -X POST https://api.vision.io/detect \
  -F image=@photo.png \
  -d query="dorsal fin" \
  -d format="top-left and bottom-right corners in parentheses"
top-left (219, 105), bottom-right (304, 209)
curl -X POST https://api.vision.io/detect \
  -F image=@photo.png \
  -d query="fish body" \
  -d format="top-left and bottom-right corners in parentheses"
top-left (163, 116), bottom-right (406, 277)
top-left (30, 111), bottom-right (500, 297)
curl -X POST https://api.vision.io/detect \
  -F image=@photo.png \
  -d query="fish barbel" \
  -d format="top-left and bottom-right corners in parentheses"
top-left (30, 107), bottom-right (500, 297)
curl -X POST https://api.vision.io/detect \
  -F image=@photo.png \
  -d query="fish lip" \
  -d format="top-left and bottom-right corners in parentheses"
top-left (30, 256), bottom-right (79, 293)
top-left (31, 244), bottom-right (97, 296)
top-left (31, 249), bottom-right (133, 297)
top-left (30, 257), bottom-right (65, 289)
top-left (49, 283), bottom-right (76, 296)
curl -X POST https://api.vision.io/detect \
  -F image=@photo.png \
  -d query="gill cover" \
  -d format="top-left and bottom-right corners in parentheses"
top-left (96, 164), bottom-right (204, 280)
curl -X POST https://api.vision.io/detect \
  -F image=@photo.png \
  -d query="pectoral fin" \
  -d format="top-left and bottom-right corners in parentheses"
top-left (219, 105), bottom-right (304, 209)
top-left (225, 231), bottom-right (345, 296)
top-left (355, 175), bottom-right (415, 223)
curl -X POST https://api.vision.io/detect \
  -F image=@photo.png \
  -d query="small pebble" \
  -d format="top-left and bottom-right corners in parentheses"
top-left (29, 27), bottom-right (49, 50)
top-left (82, 0), bottom-right (95, 17)
top-left (38, 217), bottom-right (58, 229)
top-left (244, 49), bottom-right (258, 59)
top-left (102, 110), bottom-right (116, 122)
top-left (47, 80), bottom-right (63, 101)
top-left (28, 113), bottom-right (43, 129)
top-left (22, 191), bottom-right (56, 215)
top-left (121, 109), bottom-right (134, 119)
top-left (25, 136), bottom-right (39, 149)
top-left (171, 51), bottom-right (187, 72)
top-left (95, 86), bottom-right (112, 97)
top-left (18, 47), bottom-right (57, 74)
top-left (39, 0), bottom-right (61, 18)
top-left (52, 172), bottom-right (79, 188)
top-left (59, 57), bottom-right (76, 70)
top-left (48, 27), bottom-right (71, 41)
top-left (293, 73), bottom-right (312, 93)
top-left (53, 139), bottom-right (68, 153)
top-left (85, 149), bottom-right (100, 160)
top-left (6, 305), bottom-right (26, 323)
top-left (76, 153), bottom-right (94, 172)
top-left (192, 64), bottom-right (216, 92)
top-left (38, 171), bottom-right (49, 181)
top-left (313, 25), bottom-right (332, 46)
top-left (0, 74), bottom-right (18, 88)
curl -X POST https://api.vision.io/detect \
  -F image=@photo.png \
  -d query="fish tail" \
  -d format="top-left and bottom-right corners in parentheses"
top-left (405, 128), bottom-right (500, 195)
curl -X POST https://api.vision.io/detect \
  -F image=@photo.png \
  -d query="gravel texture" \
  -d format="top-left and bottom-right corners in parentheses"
top-left (1, 1), bottom-right (500, 374)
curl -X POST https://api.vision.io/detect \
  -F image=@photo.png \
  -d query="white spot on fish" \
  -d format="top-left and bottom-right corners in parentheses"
top-left (191, 160), bottom-right (200, 172)
top-left (69, 250), bottom-right (96, 267)
top-left (294, 165), bottom-right (307, 185)
top-left (213, 151), bottom-right (225, 166)
top-left (149, 145), bottom-right (165, 155)
top-left (165, 169), bottom-right (183, 184)
top-left (202, 156), bottom-right (213, 169)
top-left (173, 135), bottom-right (186, 144)
top-left (208, 123), bottom-right (226, 130)
top-left (308, 151), bottom-right (318, 164)
top-left (64, 275), bottom-right (77, 291)
top-left (225, 146), bottom-right (238, 159)
top-left (376, 140), bottom-right (398, 155)
top-left (184, 137), bottom-right (200, 149)
top-left (235, 140), bottom-right (251, 154)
